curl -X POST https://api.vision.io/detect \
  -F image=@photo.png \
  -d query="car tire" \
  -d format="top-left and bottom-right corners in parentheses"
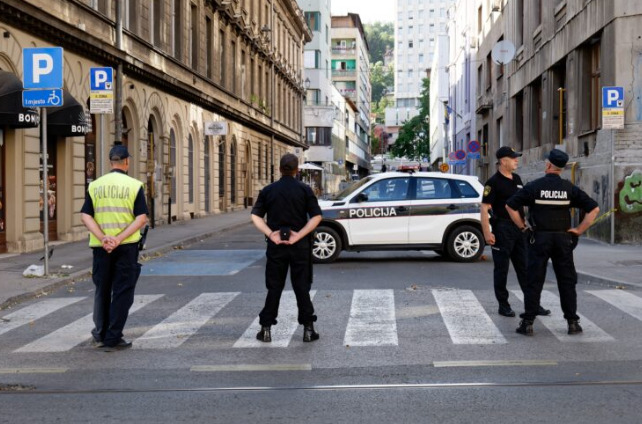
top-left (445, 225), bottom-right (484, 262)
top-left (312, 226), bottom-right (342, 264)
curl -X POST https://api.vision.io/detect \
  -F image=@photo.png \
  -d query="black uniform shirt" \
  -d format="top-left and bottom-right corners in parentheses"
top-left (506, 174), bottom-right (598, 230)
top-left (80, 169), bottom-right (149, 217)
top-left (482, 171), bottom-right (524, 220)
top-left (251, 176), bottom-right (322, 233)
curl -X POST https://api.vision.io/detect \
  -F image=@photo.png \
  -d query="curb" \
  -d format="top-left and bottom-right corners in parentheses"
top-left (546, 263), bottom-right (638, 289)
top-left (0, 220), bottom-right (251, 310)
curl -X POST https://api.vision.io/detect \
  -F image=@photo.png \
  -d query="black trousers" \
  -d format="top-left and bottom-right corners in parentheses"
top-left (522, 232), bottom-right (579, 321)
top-left (490, 220), bottom-right (528, 307)
top-left (91, 243), bottom-right (141, 346)
top-left (259, 242), bottom-right (316, 327)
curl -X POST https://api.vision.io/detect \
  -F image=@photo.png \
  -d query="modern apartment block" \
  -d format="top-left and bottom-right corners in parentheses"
top-left (428, 35), bottom-right (450, 169)
top-left (386, 0), bottom-right (455, 144)
top-left (331, 13), bottom-right (371, 177)
top-left (475, 0), bottom-right (642, 243)
top-left (0, 0), bottom-right (310, 253)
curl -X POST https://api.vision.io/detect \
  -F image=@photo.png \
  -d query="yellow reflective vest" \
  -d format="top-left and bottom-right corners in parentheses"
top-left (87, 171), bottom-right (144, 247)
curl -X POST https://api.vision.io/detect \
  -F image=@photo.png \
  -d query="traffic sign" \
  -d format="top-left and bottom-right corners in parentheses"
top-left (439, 163), bottom-right (449, 173)
top-left (90, 67), bottom-right (113, 90)
top-left (455, 150), bottom-right (466, 160)
top-left (602, 87), bottom-right (624, 108)
top-left (467, 140), bottom-right (481, 160)
top-left (23, 47), bottom-right (64, 89)
top-left (22, 89), bottom-right (64, 108)
top-left (602, 86), bottom-right (624, 129)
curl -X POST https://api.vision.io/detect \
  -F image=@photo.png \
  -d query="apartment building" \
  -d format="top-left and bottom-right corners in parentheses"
top-left (476, 0), bottom-right (642, 243)
top-left (0, 0), bottom-right (310, 253)
top-left (331, 13), bottom-right (371, 177)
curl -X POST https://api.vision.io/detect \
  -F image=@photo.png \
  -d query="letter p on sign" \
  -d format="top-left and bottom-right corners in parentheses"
top-left (23, 47), bottom-right (64, 89)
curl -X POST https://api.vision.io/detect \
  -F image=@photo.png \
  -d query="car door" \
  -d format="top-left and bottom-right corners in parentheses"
top-left (409, 177), bottom-right (465, 244)
top-left (346, 176), bottom-right (410, 245)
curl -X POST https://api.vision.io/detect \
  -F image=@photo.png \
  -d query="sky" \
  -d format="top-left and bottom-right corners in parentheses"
top-left (330, 0), bottom-right (395, 24)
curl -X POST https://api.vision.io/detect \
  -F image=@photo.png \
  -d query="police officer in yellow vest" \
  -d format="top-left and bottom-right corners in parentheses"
top-left (80, 144), bottom-right (148, 351)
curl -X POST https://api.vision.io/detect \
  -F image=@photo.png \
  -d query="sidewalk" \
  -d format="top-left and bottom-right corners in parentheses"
top-left (0, 209), bottom-right (253, 309)
top-left (1, 212), bottom-right (640, 310)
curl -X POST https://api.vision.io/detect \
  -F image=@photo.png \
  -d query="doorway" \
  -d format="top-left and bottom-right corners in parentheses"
top-left (0, 128), bottom-right (6, 253)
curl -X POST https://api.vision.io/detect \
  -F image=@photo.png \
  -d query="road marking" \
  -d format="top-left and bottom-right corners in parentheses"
top-left (512, 290), bottom-right (614, 342)
top-left (14, 295), bottom-right (163, 353)
top-left (433, 360), bottom-right (558, 368)
top-left (135, 292), bottom-right (239, 349)
top-left (191, 364), bottom-right (312, 372)
top-left (344, 289), bottom-right (398, 347)
top-left (432, 289), bottom-right (507, 344)
top-left (587, 290), bottom-right (642, 321)
top-left (0, 368), bottom-right (67, 374)
top-left (233, 291), bottom-right (317, 348)
top-left (0, 297), bottom-right (86, 337)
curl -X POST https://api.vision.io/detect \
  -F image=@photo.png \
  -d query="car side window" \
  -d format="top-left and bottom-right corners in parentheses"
top-left (415, 178), bottom-right (453, 200)
top-left (360, 178), bottom-right (409, 202)
top-left (455, 180), bottom-right (480, 198)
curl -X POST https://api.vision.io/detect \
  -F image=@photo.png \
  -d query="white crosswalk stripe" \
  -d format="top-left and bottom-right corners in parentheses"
top-left (0, 297), bottom-right (85, 337)
top-left (432, 289), bottom-right (507, 344)
top-left (511, 290), bottom-right (614, 342)
top-left (135, 292), bottom-right (240, 349)
top-left (344, 289), bottom-right (398, 347)
top-left (233, 291), bottom-right (317, 348)
top-left (15, 295), bottom-right (163, 353)
top-left (587, 290), bottom-right (642, 322)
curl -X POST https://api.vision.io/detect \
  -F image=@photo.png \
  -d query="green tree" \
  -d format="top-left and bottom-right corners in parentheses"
top-left (391, 78), bottom-right (431, 162)
top-left (364, 22), bottom-right (394, 64)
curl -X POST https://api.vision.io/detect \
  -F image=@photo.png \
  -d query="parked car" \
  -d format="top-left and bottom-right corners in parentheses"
top-left (312, 171), bottom-right (485, 263)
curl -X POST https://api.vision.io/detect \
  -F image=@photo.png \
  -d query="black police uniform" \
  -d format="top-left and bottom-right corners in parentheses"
top-left (506, 174), bottom-right (598, 322)
top-left (80, 170), bottom-right (148, 346)
top-left (482, 172), bottom-right (528, 309)
top-left (251, 175), bottom-right (322, 327)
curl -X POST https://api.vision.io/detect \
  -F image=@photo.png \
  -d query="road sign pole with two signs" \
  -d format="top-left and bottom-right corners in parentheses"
top-left (22, 47), bottom-right (65, 276)
top-left (90, 67), bottom-right (114, 176)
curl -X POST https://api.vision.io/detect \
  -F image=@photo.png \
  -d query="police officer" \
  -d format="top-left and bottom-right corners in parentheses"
top-left (481, 147), bottom-right (550, 318)
top-left (506, 149), bottom-right (599, 336)
top-left (251, 153), bottom-right (323, 343)
top-left (80, 144), bottom-right (148, 351)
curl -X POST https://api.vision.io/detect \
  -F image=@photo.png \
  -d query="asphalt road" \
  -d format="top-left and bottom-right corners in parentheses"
top-left (1, 224), bottom-right (641, 423)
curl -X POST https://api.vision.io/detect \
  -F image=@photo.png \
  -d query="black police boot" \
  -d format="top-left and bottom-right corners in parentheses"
top-left (303, 323), bottom-right (319, 343)
top-left (256, 326), bottom-right (272, 342)
top-left (567, 320), bottom-right (583, 335)
top-left (498, 305), bottom-right (516, 317)
top-left (516, 319), bottom-right (534, 336)
top-left (537, 306), bottom-right (552, 316)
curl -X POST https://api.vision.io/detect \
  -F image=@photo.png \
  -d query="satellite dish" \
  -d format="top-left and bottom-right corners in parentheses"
top-left (491, 40), bottom-right (516, 65)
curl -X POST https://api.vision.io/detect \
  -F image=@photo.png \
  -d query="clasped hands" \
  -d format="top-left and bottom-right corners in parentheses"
top-left (268, 230), bottom-right (303, 245)
top-left (101, 235), bottom-right (121, 253)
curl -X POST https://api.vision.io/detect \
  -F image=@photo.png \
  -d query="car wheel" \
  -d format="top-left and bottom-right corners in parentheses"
top-left (312, 227), bottom-right (342, 264)
top-left (445, 225), bottom-right (484, 262)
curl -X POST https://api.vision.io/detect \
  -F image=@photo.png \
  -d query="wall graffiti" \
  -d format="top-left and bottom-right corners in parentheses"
top-left (619, 170), bottom-right (642, 214)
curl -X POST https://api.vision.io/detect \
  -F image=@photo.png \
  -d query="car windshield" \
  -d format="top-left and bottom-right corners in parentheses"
top-left (329, 176), bottom-right (375, 201)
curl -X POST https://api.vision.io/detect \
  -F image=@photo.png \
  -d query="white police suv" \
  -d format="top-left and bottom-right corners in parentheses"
top-left (312, 171), bottom-right (485, 264)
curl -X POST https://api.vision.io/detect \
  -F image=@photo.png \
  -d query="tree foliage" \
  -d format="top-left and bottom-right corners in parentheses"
top-left (370, 62), bottom-right (394, 123)
top-left (391, 78), bottom-right (431, 162)
top-left (363, 22), bottom-right (394, 64)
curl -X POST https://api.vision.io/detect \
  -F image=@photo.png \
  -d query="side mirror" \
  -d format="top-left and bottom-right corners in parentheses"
top-left (355, 193), bottom-right (368, 203)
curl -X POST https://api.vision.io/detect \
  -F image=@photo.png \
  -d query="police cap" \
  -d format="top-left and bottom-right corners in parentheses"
top-left (109, 144), bottom-right (131, 161)
top-left (496, 146), bottom-right (522, 159)
top-left (546, 149), bottom-right (568, 168)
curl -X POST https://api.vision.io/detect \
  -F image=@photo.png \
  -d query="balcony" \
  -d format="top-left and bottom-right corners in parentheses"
top-left (475, 95), bottom-right (493, 114)
top-left (331, 46), bottom-right (356, 56)
top-left (332, 69), bottom-right (357, 78)
top-left (338, 88), bottom-right (357, 100)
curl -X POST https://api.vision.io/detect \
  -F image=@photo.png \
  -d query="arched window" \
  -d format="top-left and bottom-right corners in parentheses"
top-left (218, 137), bottom-right (225, 199)
top-left (170, 129), bottom-right (177, 204)
top-left (188, 134), bottom-right (194, 203)
top-left (258, 143), bottom-right (262, 180)
top-left (204, 137), bottom-right (210, 212)
top-left (230, 139), bottom-right (237, 204)
top-left (264, 142), bottom-right (269, 180)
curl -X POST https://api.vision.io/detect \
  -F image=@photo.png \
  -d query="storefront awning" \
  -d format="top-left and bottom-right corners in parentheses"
top-left (0, 70), bottom-right (39, 128)
top-left (47, 91), bottom-right (88, 137)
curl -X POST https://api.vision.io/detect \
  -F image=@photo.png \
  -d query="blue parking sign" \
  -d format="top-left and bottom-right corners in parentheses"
top-left (602, 86), bottom-right (624, 108)
top-left (90, 67), bottom-right (114, 91)
top-left (23, 47), bottom-right (64, 90)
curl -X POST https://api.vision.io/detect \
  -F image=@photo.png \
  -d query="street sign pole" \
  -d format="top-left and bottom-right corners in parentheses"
top-left (99, 114), bottom-right (104, 176)
top-left (41, 107), bottom-right (49, 275)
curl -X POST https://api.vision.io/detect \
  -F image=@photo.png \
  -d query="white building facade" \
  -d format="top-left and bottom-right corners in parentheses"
top-left (429, 35), bottom-right (450, 169)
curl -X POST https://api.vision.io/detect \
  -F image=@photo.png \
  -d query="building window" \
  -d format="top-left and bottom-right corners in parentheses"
top-left (486, 52), bottom-right (492, 90)
top-left (306, 127), bottom-right (332, 145)
top-left (515, 91), bottom-right (524, 150)
top-left (172, 0), bottom-right (182, 60)
top-left (231, 41), bottom-right (236, 92)
top-left (151, 0), bottom-right (162, 47)
top-left (515, 0), bottom-right (524, 47)
top-left (190, 3), bottom-right (198, 70)
top-left (530, 78), bottom-right (542, 147)
top-left (264, 142), bottom-right (269, 180)
top-left (534, 0), bottom-right (542, 28)
top-left (304, 11), bottom-right (320, 31)
top-left (304, 50), bottom-right (321, 68)
top-left (220, 30), bottom-right (226, 86)
top-left (206, 17), bottom-right (213, 78)
top-left (586, 40), bottom-right (601, 130)
top-left (188, 134), bottom-right (194, 203)
top-left (408, 40), bottom-right (413, 48)
top-left (218, 137), bottom-right (225, 199)
top-left (170, 129), bottom-right (177, 204)
top-left (123, 0), bottom-right (138, 33)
